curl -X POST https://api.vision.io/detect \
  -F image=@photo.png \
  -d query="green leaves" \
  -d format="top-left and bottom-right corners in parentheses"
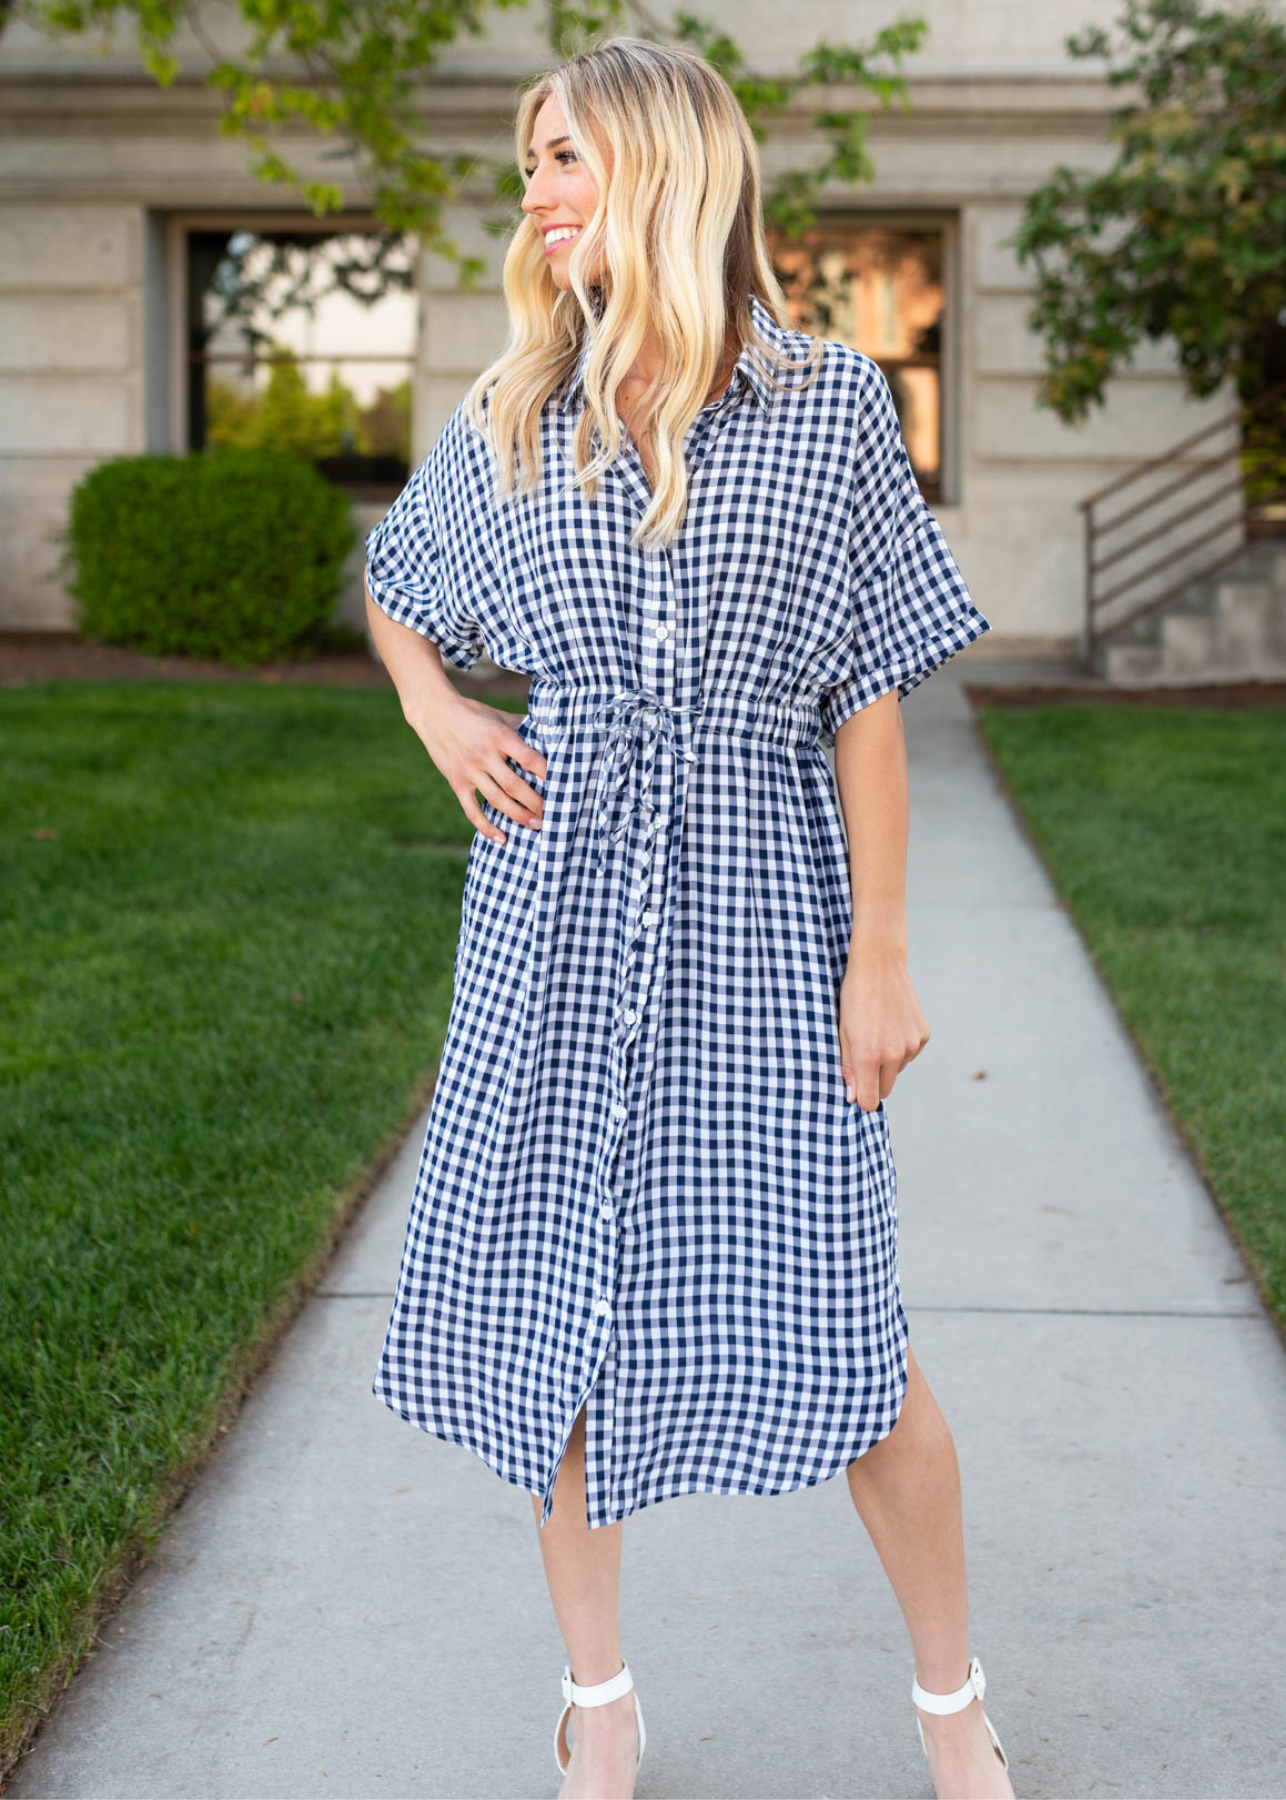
top-left (1008, 0), bottom-right (1286, 421)
top-left (10, 0), bottom-right (929, 270)
top-left (673, 10), bottom-right (927, 239)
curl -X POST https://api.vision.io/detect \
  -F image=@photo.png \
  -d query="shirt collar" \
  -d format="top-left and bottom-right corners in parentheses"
top-left (559, 292), bottom-right (789, 415)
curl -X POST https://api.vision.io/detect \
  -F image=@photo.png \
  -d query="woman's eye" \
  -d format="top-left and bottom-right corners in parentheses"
top-left (523, 152), bottom-right (578, 177)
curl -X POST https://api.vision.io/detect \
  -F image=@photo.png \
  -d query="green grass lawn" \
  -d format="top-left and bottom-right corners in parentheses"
top-left (0, 679), bottom-right (523, 1771)
top-left (974, 702), bottom-right (1286, 1330)
top-left (4, 684), bottom-right (1282, 1771)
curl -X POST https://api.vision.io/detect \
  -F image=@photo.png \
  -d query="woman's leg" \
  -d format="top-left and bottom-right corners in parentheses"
top-left (845, 1346), bottom-right (1015, 1800)
top-left (531, 1400), bottom-right (642, 1800)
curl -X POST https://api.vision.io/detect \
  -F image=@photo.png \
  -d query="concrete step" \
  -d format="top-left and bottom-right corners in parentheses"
top-left (1105, 642), bottom-right (1164, 683)
top-left (1098, 537), bottom-right (1286, 684)
top-left (1213, 582), bottom-right (1278, 676)
top-left (1160, 612), bottom-right (1218, 677)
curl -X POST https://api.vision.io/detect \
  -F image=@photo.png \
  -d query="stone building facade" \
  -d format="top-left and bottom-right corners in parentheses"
top-left (0, 0), bottom-right (1240, 655)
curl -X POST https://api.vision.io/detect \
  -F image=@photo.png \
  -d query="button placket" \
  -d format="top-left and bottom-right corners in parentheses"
top-left (616, 548), bottom-right (665, 1034)
top-left (587, 534), bottom-right (692, 1393)
top-left (596, 819), bottom-right (647, 1299)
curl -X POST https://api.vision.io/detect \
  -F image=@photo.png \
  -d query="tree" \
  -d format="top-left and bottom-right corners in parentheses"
top-left (197, 228), bottom-right (417, 356)
top-left (7, 0), bottom-right (929, 292)
top-left (355, 379), bottom-right (413, 460)
top-left (1007, 0), bottom-right (1286, 425)
top-left (207, 347), bottom-right (352, 459)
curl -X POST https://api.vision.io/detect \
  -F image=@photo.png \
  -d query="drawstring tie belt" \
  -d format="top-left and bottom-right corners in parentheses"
top-left (589, 688), bottom-right (703, 872)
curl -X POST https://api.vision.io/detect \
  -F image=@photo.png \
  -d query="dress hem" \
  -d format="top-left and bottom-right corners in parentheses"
top-left (373, 1335), bottom-right (911, 1532)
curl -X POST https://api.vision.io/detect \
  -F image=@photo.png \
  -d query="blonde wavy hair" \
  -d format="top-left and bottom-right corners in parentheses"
top-left (462, 35), bottom-right (824, 551)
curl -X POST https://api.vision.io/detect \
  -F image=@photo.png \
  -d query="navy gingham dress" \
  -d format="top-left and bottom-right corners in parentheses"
top-left (366, 292), bottom-right (990, 1530)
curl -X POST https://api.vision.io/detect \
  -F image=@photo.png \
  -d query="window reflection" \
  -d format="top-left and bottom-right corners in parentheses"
top-left (772, 224), bottom-right (946, 502)
top-left (186, 228), bottom-right (417, 499)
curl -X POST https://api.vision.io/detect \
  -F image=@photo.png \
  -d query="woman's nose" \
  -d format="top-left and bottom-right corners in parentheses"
top-left (521, 172), bottom-right (550, 215)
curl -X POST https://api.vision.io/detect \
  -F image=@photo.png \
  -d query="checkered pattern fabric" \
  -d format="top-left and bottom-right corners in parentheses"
top-left (365, 292), bottom-right (990, 1530)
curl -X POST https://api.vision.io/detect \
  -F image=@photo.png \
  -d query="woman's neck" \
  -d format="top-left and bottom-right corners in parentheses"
top-left (622, 329), bottom-right (740, 406)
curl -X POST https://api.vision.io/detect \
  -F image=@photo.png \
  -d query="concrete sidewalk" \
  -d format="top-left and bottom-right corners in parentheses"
top-left (12, 661), bottom-right (1286, 1800)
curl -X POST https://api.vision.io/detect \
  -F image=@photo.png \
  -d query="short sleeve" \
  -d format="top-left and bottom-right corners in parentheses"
top-left (363, 417), bottom-right (486, 673)
top-left (818, 360), bottom-right (991, 749)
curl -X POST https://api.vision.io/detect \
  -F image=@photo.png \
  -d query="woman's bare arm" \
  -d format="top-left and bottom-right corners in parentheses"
top-left (365, 571), bottom-right (545, 845)
top-left (831, 688), bottom-right (930, 1111)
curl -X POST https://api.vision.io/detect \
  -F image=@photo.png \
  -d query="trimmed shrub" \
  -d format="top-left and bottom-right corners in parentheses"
top-left (66, 448), bottom-right (356, 667)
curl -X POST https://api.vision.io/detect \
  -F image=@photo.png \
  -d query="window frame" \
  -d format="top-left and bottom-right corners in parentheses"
top-left (164, 210), bottom-right (420, 487)
top-left (769, 207), bottom-right (961, 508)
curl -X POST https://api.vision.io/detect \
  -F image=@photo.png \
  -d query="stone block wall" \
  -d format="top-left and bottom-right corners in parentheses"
top-left (0, 205), bottom-right (145, 627)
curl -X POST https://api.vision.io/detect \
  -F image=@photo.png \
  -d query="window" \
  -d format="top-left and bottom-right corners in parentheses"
top-left (185, 226), bottom-right (417, 499)
top-left (771, 220), bottom-right (950, 504)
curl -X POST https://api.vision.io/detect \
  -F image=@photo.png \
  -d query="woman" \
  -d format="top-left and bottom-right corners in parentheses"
top-left (364, 36), bottom-right (1015, 1800)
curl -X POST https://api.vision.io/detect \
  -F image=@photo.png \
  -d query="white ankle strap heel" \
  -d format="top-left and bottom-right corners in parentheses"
top-left (553, 1658), bottom-right (647, 1779)
top-left (912, 1653), bottom-right (1009, 1771)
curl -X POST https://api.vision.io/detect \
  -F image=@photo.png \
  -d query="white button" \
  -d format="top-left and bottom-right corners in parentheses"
top-left (594, 1297), bottom-right (611, 1317)
top-left (641, 910), bottom-right (658, 927)
top-left (622, 1009), bottom-right (637, 1025)
top-left (600, 1204), bottom-right (614, 1222)
top-left (610, 1102), bottom-right (627, 1121)
top-left (645, 818), bottom-right (658, 835)
top-left (654, 624), bottom-right (670, 641)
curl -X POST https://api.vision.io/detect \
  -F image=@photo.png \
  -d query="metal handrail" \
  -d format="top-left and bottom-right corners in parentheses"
top-left (1091, 467), bottom-right (1246, 578)
top-left (1079, 402), bottom-right (1243, 509)
top-left (1080, 377), bottom-right (1286, 668)
top-left (1089, 432), bottom-right (1240, 546)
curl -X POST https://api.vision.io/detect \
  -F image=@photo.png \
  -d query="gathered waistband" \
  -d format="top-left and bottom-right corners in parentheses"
top-left (525, 675), bottom-right (822, 749)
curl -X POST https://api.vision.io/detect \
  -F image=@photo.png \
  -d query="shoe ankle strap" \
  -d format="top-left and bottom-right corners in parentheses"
top-left (911, 1654), bottom-right (986, 1714)
top-left (561, 1660), bottom-right (634, 1707)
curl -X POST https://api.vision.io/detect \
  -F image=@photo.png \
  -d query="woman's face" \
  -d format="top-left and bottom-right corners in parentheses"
top-left (521, 92), bottom-right (606, 290)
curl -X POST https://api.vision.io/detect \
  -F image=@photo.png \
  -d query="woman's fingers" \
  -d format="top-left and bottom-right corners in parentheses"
top-left (838, 1021), bottom-right (931, 1109)
top-left (502, 732), bottom-right (550, 794)
top-left (463, 763), bottom-right (545, 841)
top-left (471, 737), bottom-right (548, 831)
top-left (844, 1048), bottom-right (888, 1112)
top-left (454, 789), bottom-right (504, 840)
top-left (475, 719), bottom-right (547, 829)
top-left (486, 757), bottom-right (547, 826)
top-left (415, 698), bottom-right (550, 842)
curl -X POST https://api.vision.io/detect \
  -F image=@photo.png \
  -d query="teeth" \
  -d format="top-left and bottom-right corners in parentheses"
top-left (545, 226), bottom-right (580, 246)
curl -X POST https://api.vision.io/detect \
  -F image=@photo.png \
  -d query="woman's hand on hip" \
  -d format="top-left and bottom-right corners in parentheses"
top-left (408, 692), bottom-right (547, 843)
